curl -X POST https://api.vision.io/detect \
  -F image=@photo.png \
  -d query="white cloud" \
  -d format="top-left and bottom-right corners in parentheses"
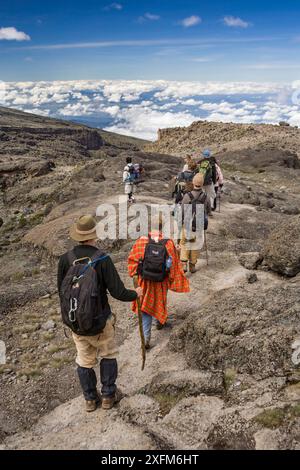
top-left (0, 27), bottom-right (30, 41)
top-left (180, 16), bottom-right (202, 28)
top-left (103, 3), bottom-right (123, 11)
top-left (192, 57), bottom-right (215, 63)
top-left (244, 63), bottom-right (300, 70)
top-left (138, 13), bottom-right (160, 22)
top-left (15, 36), bottom-right (276, 51)
top-left (2, 79), bottom-right (297, 139)
top-left (153, 80), bottom-right (281, 100)
top-left (144, 13), bottom-right (160, 21)
top-left (104, 106), bottom-right (197, 140)
top-left (223, 16), bottom-right (250, 28)
top-left (58, 102), bottom-right (94, 116)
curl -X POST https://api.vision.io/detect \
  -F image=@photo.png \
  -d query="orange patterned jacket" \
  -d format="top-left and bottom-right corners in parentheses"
top-left (128, 232), bottom-right (190, 324)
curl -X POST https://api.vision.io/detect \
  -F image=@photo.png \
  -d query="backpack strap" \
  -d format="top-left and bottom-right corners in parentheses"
top-left (67, 250), bottom-right (77, 266)
top-left (187, 192), bottom-right (195, 203)
top-left (83, 251), bottom-right (109, 271)
top-left (75, 250), bottom-right (109, 278)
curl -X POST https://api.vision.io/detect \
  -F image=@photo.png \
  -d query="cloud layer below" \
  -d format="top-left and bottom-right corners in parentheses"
top-left (0, 79), bottom-right (299, 140)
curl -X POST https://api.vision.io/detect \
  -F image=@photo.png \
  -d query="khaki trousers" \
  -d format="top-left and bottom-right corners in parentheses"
top-left (72, 315), bottom-right (118, 369)
top-left (180, 230), bottom-right (200, 265)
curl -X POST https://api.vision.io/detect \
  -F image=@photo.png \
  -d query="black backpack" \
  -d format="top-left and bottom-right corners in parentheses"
top-left (138, 236), bottom-right (169, 282)
top-left (185, 191), bottom-right (208, 232)
top-left (60, 250), bottom-right (108, 335)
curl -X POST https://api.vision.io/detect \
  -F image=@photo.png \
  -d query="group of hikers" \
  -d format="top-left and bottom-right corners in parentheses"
top-left (57, 149), bottom-right (224, 412)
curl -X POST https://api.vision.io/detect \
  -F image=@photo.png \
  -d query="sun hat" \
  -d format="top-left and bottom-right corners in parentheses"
top-left (69, 215), bottom-right (98, 242)
top-left (193, 173), bottom-right (204, 189)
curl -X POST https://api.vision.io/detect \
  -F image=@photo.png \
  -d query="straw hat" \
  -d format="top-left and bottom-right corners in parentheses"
top-left (193, 173), bottom-right (204, 189)
top-left (69, 215), bottom-right (98, 242)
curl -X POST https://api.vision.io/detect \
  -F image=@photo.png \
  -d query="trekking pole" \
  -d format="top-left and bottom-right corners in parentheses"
top-left (204, 230), bottom-right (209, 266)
top-left (133, 275), bottom-right (146, 371)
top-left (218, 188), bottom-right (221, 213)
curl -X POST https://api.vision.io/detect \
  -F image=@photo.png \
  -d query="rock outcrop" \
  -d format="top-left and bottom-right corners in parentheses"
top-left (169, 284), bottom-right (300, 379)
top-left (262, 215), bottom-right (300, 277)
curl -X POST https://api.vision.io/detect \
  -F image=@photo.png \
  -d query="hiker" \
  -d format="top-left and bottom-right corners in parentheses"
top-left (174, 160), bottom-right (198, 205)
top-left (212, 158), bottom-right (224, 211)
top-left (57, 215), bottom-right (143, 412)
top-left (182, 156), bottom-right (193, 172)
top-left (128, 216), bottom-right (190, 349)
top-left (123, 157), bottom-right (135, 203)
top-left (198, 149), bottom-right (217, 216)
top-left (133, 162), bottom-right (141, 182)
top-left (178, 173), bottom-right (209, 274)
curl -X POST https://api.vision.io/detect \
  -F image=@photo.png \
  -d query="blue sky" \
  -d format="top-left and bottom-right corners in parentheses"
top-left (0, 0), bottom-right (300, 82)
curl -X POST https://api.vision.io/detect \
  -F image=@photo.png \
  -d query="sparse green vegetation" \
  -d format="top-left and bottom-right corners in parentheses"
top-left (23, 312), bottom-right (40, 321)
top-left (254, 404), bottom-right (300, 429)
top-left (36, 359), bottom-right (50, 368)
top-left (223, 368), bottom-right (237, 392)
top-left (32, 267), bottom-right (40, 276)
top-left (13, 323), bottom-right (40, 334)
top-left (28, 212), bottom-right (44, 227)
top-left (290, 403), bottom-right (300, 418)
top-left (50, 357), bottom-right (73, 369)
top-left (152, 391), bottom-right (187, 416)
top-left (17, 368), bottom-right (42, 378)
top-left (0, 365), bottom-right (15, 374)
top-left (47, 345), bottom-right (69, 354)
top-left (11, 271), bottom-right (25, 282)
top-left (254, 408), bottom-right (286, 429)
top-left (18, 214), bottom-right (27, 228)
top-left (42, 332), bottom-right (55, 341)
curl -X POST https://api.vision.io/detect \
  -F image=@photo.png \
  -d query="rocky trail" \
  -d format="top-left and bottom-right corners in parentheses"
top-left (2, 198), bottom-right (298, 451)
top-left (1, 108), bottom-right (300, 450)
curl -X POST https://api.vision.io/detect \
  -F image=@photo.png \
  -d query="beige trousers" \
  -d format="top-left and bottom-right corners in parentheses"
top-left (72, 315), bottom-right (118, 368)
top-left (180, 230), bottom-right (200, 265)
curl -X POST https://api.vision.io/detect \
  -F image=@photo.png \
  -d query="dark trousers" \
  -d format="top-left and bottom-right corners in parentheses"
top-left (77, 358), bottom-right (117, 401)
top-left (213, 186), bottom-right (218, 211)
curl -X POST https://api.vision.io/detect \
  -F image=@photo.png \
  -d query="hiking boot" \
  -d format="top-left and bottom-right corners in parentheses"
top-left (101, 396), bottom-right (115, 410)
top-left (189, 263), bottom-right (196, 274)
top-left (85, 392), bottom-right (101, 412)
top-left (101, 389), bottom-right (123, 410)
top-left (85, 399), bottom-right (97, 412)
top-left (145, 337), bottom-right (151, 349)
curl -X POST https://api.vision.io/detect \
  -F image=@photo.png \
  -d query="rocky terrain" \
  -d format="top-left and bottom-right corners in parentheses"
top-left (0, 109), bottom-right (300, 450)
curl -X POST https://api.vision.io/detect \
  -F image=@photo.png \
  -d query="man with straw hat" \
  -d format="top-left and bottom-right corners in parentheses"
top-left (58, 215), bottom-right (142, 412)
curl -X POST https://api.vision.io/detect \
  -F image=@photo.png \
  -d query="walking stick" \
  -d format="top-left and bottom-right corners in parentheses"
top-left (204, 230), bottom-right (209, 266)
top-left (218, 188), bottom-right (221, 213)
top-left (133, 275), bottom-right (146, 371)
